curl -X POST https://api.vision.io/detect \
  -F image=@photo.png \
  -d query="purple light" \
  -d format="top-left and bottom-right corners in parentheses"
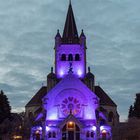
top-left (91, 126), bottom-right (96, 131)
top-left (77, 69), bottom-right (82, 77)
top-left (60, 70), bottom-right (64, 77)
top-left (55, 44), bottom-right (86, 78)
top-left (100, 126), bottom-right (105, 131)
top-left (46, 126), bottom-right (50, 132)
top-left (38, 126), bottom-right (42, 131)
top-left (100, 125), bottom-right (111, 134)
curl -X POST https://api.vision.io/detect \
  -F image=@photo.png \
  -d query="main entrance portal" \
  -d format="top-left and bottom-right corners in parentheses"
top-left (62, 121), bottom-right (80, 140)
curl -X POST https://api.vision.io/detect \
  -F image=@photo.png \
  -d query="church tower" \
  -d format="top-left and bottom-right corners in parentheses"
top-left (55, 2), bottom-right (86, 78)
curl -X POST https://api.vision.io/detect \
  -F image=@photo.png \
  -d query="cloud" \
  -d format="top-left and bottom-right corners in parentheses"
top-left (0, 0), bottom-right (140, 121)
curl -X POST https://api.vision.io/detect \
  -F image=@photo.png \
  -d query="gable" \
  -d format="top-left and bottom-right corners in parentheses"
top-left (43, 73), bottom-right (98, 101)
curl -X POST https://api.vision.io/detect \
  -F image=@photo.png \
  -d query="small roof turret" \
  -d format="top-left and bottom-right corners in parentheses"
top-left (80, 29), bottom-right (86, 38)
top-left (55, 29), bottom-right (61, 38)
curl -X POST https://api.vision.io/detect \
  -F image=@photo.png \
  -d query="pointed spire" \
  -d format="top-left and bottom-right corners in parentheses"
top-left (55, 29), bottom-right (61, 38)
top-left (62, 1), bottom-right (79, 44)
top-left (80, 29), bottom-right (86, 38)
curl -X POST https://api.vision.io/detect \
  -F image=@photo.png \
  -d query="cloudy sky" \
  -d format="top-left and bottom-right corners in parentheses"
top-left (0, 0), bottom-right (140, 121)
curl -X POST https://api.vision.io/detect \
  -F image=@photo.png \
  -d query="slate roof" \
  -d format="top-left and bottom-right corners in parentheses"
top-left (62, 2), bottom-right (79, 44)
top-left (25, 86), bottom-right (47, 107)
top-left (95, 86), bottom-right (117, 107)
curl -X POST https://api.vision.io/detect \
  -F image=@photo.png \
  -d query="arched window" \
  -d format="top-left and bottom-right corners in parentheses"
top-left (52, 131), bottom-right (56, 138)
top-left (102, 130), bottom-right (107, 140)
top-left (28, 112), bottom-right (34, 122)
top-left (108, 111), bottom-right (114, 122)
top-left (35, 131), bottom-right (40, 140)
top-left (68, 54), bottom-right (73, 61)
top-left (48, 131), bottom-right (51, 138)
top-left (75, 54), bottom-right (80, 61)
top-left (86, 131), bottom-right (90, 138)
top-left (61, 54), bottom-right (66, 61)
top-left (91, 131), bottom-right (94, 138)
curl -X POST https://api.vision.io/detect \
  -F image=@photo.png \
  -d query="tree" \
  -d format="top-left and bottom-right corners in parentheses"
top-left (0, 90), bottom-right (11, 124)
top-left (133, 94), bottom-right (140, 118)
top-left (128, 105), bottom-right (134, 118)
top-left (128, 93), bottom-right (140, 119)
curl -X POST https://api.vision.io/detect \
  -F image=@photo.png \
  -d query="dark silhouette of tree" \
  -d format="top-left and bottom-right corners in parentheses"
top-left (128, 105), bottom-right (134, 118)
top-left (133, 94), bottom-right (140, 118)
top-left (0, 90), bottom-right (11, 124)
top-left (128, 93), bottom-right (140, 119)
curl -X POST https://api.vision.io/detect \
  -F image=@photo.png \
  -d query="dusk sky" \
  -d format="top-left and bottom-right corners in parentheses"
top-left (0, 0), bottom-right (140, 121)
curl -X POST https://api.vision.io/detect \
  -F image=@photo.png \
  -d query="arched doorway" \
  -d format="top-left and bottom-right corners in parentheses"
top-left (101, 129), bottom-right (111, 140)
top-left (62, 121), bottom-right (80, 140)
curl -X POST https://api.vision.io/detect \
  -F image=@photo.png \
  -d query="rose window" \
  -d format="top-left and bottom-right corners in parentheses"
top-left (61, 97), bottom-right (81, 116)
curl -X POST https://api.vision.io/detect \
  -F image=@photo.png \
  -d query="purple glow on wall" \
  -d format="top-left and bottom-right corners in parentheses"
top-left (46, 126), bottom-right (50, 132)
top-left (100, 126), bottom-right (110, 131)
top-left (55, 44), bottom-right (86, 78)
top-left (47, 112), bottom-right (58, 120)
top-left (60, 69), bottom-right (64, 77)
top-left (77, 69), bottom-right (82, 77)
top-left (91, 126), bottom-right (96, 131)
top-left (38, 126), bottom-right (42, 131)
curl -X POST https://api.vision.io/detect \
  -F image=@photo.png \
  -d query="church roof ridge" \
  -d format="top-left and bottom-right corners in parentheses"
top-left (25, 86), bottom-right (47, 107)
top-left (95, 86), bottom-right (117, 107)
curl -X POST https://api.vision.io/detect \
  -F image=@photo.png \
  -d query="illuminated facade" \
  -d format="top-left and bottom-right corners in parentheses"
top-left (25, 2), bottom-right (119, 140)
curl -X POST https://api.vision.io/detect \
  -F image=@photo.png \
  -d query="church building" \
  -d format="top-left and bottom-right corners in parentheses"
top-left (25, 1), bottom-right (119, 140)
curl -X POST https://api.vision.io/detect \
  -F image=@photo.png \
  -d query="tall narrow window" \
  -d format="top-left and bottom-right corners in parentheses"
top-left (108, 111), bottom-right (114, 122)
top-left (75, 54), bottom-right (80, 61)
top-left (68, 54), bottom-right (73, 61)
top-left (91, 131), bottom-right (94, 138)
top-left (52, 131), bottom-right (56, 138)
top-left (86, 131), bottom-right (90, 138)
top-left (48, 131), bottom-right (51, 138)
top-left (61, 54), bottom-right (66, 61)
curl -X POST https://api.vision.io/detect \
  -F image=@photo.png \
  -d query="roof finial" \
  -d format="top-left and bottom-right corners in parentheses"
top-left (51, 67), bottom-right (53, 73)
top-left (69, 0), bottom-right (71, 5)
top-left (88, 66), bottom-right (90, 72)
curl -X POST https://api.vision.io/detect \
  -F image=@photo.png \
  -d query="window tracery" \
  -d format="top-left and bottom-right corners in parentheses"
top-left (61, 97), bottom-right (81, 116)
